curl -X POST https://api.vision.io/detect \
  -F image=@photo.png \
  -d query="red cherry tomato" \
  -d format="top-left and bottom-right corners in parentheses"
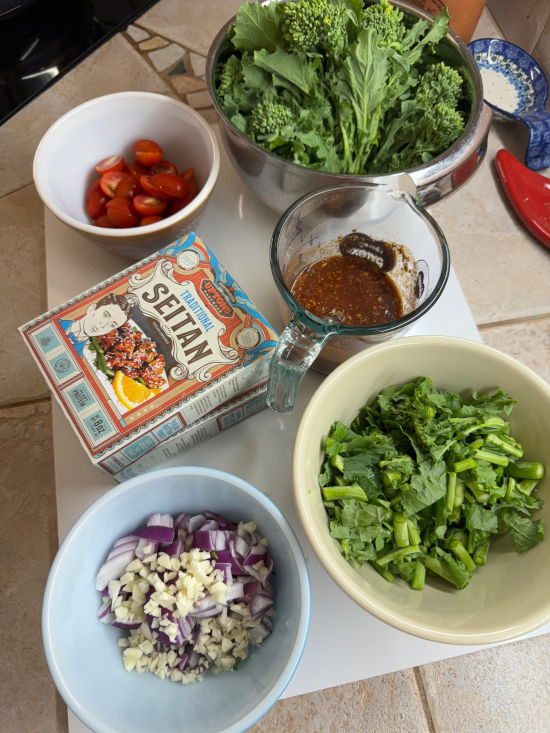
top-left (150, 160), bottom-right (178, 176)
top-left (134, 195), bottom-right (169, 217)
top-left (114, 177), bottom-right (144, 200)
top-left (94, 214), bottom-right (112, 228)
top-left (140, 175), bottom-right (173, 200)
top-left (172, 178), bottom-right (200, 213)
top-left (132, 139), bottom-right (163, 167)
top-left (101, 171), bottom-right (132, 198)
top-left (139, 215), bottom-right (164, 226)
top-left (87, 178), bottom-right (102, 204)
top-left (125, 162), bottom-right (148, 180)
top-left (95, 155), bottom-right (124, 175)
top-left (151, 173), bottom-right (188, 199)
top-left (88, 189), bottom-right (109, 219)
top-left (180, 168), bottom-right (195, 183)
top-left (106, 198), bottom-right (138, 228)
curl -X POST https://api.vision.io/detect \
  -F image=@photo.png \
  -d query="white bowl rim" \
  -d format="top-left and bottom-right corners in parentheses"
top-left (293, 334), bottom-right (550, 646)
top-left (33, 92), bottom-right (220, 238)
top-left (42, 465), bottom-right (311, 733)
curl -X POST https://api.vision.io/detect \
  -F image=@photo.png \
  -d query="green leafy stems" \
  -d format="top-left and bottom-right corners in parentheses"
top-left (215, 0), bottom-right (469, 175)
top-left (319, 377), bottom-right (545, 591)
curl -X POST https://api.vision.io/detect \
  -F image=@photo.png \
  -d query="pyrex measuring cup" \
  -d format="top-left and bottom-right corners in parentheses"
top-left (266, 184), bottom-right (450, 414)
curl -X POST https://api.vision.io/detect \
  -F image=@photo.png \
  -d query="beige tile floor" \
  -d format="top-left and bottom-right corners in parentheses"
top-left (1, 4), bottom-right (550, 732)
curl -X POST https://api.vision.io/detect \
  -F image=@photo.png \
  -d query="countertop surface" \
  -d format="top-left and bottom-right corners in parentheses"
top-left (1, 5), bottom-right (550, 733)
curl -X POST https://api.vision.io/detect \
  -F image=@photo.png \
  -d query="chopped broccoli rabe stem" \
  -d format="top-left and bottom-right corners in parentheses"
top-left (473, 541), bottom-right (489, 566)
top-left (370, 561), bottom-right (394, 583)
top-left (454, 458), bottom-right (477, 473)
top-left (485, 433), bottom-right (523, 458)
top-left (518, 479), bottom-right (538, 496)
top-left (508, 462), bottom-right (545, 480)
top-left (407, 520), bottom-right (421, 546)
top-left (376, 545), bottom-right (421, 566)
top-left (411, 560), bottom-right (426, 590)
top-left (322, 485), bottom-right (367, 501)
top-left (330, 454), bottom-right (345, 472)
top-left (449, 539), bottom-right (476, 572)
top-left (474, 449), bottom-right (509, 467)
top-left (393, 513), bottom-right (409, 547)
top-left (446, 472), bottom-right (457, 512)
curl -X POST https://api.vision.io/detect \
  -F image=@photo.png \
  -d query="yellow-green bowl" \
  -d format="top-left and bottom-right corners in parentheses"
top-left (293, 336), bottom-right (550, 645)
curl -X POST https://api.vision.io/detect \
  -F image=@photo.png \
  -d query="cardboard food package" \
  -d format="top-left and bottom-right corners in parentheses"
top-left (19, 233), bottom-right (278, 481)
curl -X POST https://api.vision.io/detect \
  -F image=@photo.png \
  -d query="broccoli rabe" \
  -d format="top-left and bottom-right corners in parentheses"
top-left (320, 378), bottom-right (545, 591)
top-left (216, 0), bottom-right (468, 174)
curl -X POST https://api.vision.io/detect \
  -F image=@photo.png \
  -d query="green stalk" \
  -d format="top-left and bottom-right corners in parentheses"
top-left (454, 458), bottom-right (477, 473)
top-left (474, 449), bottom-right (509, 467)
top-left (390, 493), bottom-right (403, 507)
top-left (393, 513), bottom-right (409, 548)
top-left (370, 561), bottom-right (394, 583)
top-left (334, 476), bottom-right (348, 487)
top-left (505, 477), bottom-right (516, 503)
top-left (449, 539), bottom-right (476, 572)
top-left (446, 472), bottom-right (457, 512)
top-left (376, 545), bottom-right (421, 566)
top-left (508, 462), bottom-right (546, 480)
top-left (473, 540), bottom-right (489, 566)
top-left (485, 433), bottom-right (523, 458)
top-left (467, 529), bottom-right (475, 555)
top-left (323, 500), bottom-right (336, 508)
top-left (454, 482), bottom-right (465, 507)
top-left (330, 454), bottom-right (345, 472)
top-left (466, 481), bottom-right (490, 503)
top-left (518, 479), bottom-right (539, 496)
top-left (322, 485), bottom-right (367, 502)
top-left (382, 469), bottom-right (401, 489)
top-left (424, 556), bottom-right (454, 585)
top-left (411, 560), bottom-right (426, 590)
top-left (407, 520), bottom-right (421, 546)
top-left (468, 438), bottom-right (484, 451)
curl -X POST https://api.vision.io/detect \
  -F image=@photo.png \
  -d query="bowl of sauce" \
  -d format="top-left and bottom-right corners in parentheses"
top-left (267, 184), bottom-right (450, 413)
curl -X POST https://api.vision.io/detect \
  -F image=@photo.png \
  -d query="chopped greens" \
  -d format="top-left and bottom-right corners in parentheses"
top-left (215, 0), bottom-right (469, 175)
top-left (319, 378), bottom-right (545, 590)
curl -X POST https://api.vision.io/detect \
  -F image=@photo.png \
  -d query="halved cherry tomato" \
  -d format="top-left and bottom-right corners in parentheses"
top-left (134, 195), bottom-right (168, 216)
top-left (106, 198), bottom-right (138, 228)
top-left (114, 177), bottom-right (144, 200)
top-left (125, 162), bottom-right (148, 180)
top-left (150, 160), bottom-right (178, 176)
top-left (151, 173), bottom-right (188, 199)
top-left (94, 214), bottom-right (112, 228)
top-left (180, 168), bottom-right (195, 183)
top-left (101, 171), bottom-right (132, 198)
top-left (139, 215), bottom-right (164, 226)
top-left (88, 189), bottom-right (109, 219)
top-left (132, 139), bottom-right (163, 167)
top-left (140, 175), bottom-right (173, 200)
top-left (172, 178), bottom-right (199, 213)
top-left (95, 155), bottom-right (124, 175)
top-left (87, 178), bottom-right (102, 204)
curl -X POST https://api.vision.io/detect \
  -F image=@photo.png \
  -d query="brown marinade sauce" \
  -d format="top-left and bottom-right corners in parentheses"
top-left (290, 239), bottom-right (403, 327)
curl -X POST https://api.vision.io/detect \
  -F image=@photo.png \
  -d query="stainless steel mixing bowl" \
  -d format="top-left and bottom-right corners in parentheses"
top-left (206, 0), bottom-right (492, 214)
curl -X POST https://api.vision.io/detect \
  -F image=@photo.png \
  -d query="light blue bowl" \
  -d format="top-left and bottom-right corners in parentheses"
top-left (42, 467), bottom-right (311, 733)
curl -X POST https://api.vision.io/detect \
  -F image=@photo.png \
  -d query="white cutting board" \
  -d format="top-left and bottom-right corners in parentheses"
top-left (44, 127), bottom-right (549, 733)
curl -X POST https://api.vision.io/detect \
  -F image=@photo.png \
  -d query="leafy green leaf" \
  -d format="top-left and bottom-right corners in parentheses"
top-left (464, 505), bottom-right (498, 533)
top-left (503, 511), bottom-right (544, 552)
top-left (231, 1), bottom-right (285, 53)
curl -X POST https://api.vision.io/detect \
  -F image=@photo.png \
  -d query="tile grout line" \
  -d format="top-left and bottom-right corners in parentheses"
top-left (477, 312), bottom-right (550, 330)
top-left (0, 395), bottom-right (51, 411)
top-left (0, 179), bottom-right (34, 203)
top-left (413, 666), bottom-right (436, 733)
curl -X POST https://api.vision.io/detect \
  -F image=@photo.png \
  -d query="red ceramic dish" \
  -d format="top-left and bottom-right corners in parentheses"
top-left (495, 149), bottom-right (550, 250)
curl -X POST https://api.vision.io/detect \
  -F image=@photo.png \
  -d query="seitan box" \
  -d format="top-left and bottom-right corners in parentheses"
top-left (19, 233), bottom-right (278, 478)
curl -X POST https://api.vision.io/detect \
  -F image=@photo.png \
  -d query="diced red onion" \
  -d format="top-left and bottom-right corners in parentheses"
top-left (225, 581), bottom-right (244, 602)
top-left (113, 535), bottom-right (137, 548)
top-left (214, 562), bottom-right (233, 584)
top-left (112, 619), bottom-right (142, 630)
top-left (194, 530), bottom-right (227, 552)
top-left (234, 536), bottom-right (250, 558)
top-left (147, 513), bottom-right (174, 529)
top-left (262, 616), bottom-right (273, 632)
top-left (178, 653), bottom-right (189, 671)
top-left (187, 649), bottom-right (200, 669)
top-left (262, 556), bottom-right (274, 583)
top-left (242, 580), bottom-right (271, 597)
top-left (97, 601), bottom-right (112, 620)
top-left (106, 540), bottom-right (139, 561)
top-left (192, 596), bottom-right (218, 614)
top-left (165, 539), bottom-right (183, 558)
top-left (249, 623), bottom-right (272, 644)
top-left (176, 615), bottom-right (195, 640)
top-left (174, 512), bottom-right (187, 530)
top-left (130, 525), bottom-right (174, 543)
top-left (200, 519), bottom-right (220, 531)
top-left (243, 543), bottom-right (267, 567)
top-left (249, 594), bottom-right (274, 618)
top-left (229, 609), bottom-right (244, 619)
top-left (185, 514), bottom-right (206, 535)
top-left (101, 588), bottom-right (109, 599)
top-left (214, 550), bottom-right (243, 575)
top-left (95, 549), bottom-right (136, 591)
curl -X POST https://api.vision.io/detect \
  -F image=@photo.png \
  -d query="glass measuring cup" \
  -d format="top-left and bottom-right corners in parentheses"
top-left (266, 184), bottom-right (450, 414)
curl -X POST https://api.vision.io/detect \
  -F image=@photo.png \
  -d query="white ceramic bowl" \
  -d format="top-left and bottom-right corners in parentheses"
top-left (33, 92), bottom-right (220, 260)
top-left (43, 467), bottom-right (310, 733)
top-left (293, 336), bottom-right (550, 645)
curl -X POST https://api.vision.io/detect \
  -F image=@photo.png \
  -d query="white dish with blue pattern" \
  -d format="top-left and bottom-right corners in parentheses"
top-left (468, 38), bottom-right (550, 170)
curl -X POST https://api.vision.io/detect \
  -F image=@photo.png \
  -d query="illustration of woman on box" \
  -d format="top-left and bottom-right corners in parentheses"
top-left (58, 292), bottom-right (168, 412)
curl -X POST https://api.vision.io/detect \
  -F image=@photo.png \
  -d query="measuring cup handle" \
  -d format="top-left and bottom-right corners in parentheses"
top-left (267, 318), bottom-right (331, 414)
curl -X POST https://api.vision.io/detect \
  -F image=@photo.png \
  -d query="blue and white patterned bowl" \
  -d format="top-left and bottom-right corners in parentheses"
top-left (469, 38), bottom-right (550, 170)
